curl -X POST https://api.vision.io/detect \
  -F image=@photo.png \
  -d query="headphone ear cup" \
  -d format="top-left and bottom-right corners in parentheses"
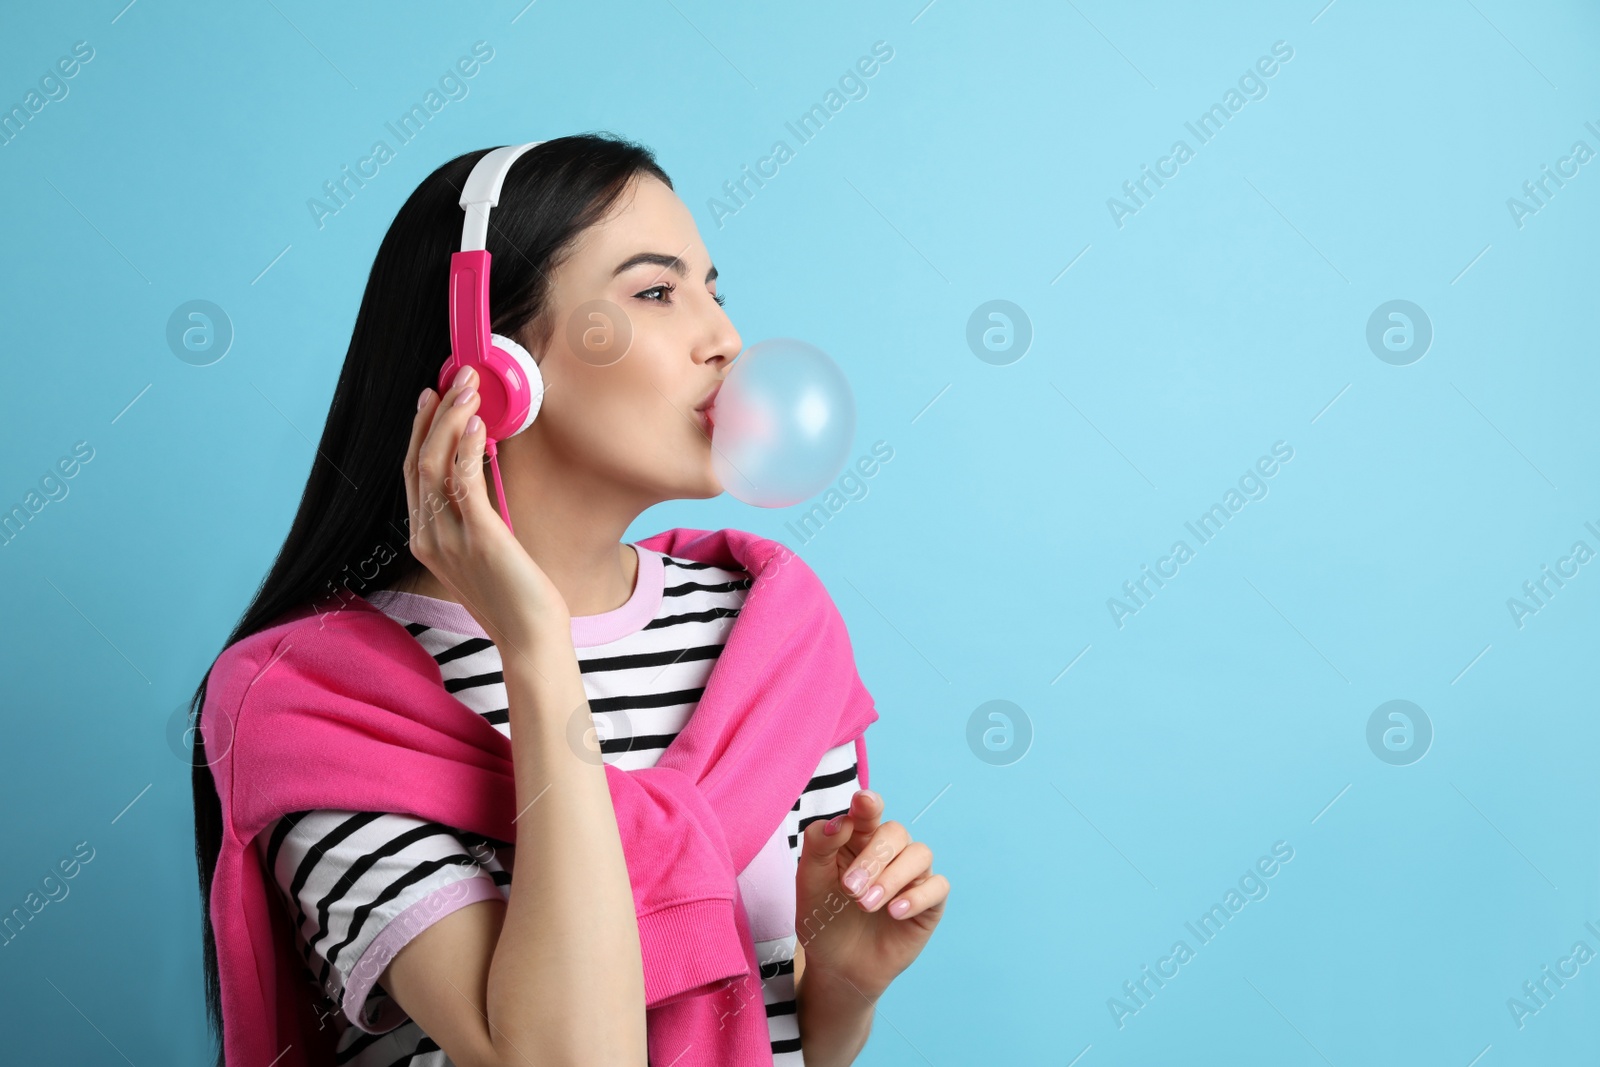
top-left (489, 332), bottom-right (544, 438)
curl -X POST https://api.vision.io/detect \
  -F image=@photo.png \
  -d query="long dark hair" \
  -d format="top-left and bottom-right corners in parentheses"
top-left (187, 132), bottom-right (672, 1063)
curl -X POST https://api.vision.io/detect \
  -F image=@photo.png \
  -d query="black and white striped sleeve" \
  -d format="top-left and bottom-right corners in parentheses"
top-left (791, 738), bottom-right (864, 850)
top-left (257, 809), bottom-right (509, 1034)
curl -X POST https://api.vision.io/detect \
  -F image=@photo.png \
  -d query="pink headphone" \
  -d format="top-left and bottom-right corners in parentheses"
top-left (437, 142), bottom-right (547, 533)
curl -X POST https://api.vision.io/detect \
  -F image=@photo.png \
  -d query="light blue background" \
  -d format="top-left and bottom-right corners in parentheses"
top-left (2, 0), bottom-right (1596, 1062)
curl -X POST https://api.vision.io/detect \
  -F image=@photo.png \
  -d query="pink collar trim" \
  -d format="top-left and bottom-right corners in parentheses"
top-left (364, 543), bottom-right (664, 648)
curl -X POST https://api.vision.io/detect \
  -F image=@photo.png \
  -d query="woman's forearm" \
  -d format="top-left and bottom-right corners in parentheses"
top-left (797, 963), bottom-right (877, 1067)
top-left (485, 616), bottom-right (648, 1065)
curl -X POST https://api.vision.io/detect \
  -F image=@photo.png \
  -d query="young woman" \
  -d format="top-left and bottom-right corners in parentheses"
top-left (189, 133), bottom-right (948, 1066)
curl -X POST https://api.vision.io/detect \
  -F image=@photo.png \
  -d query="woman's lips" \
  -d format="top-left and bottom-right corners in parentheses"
top-left (695, 381), bottom-right (721, 436)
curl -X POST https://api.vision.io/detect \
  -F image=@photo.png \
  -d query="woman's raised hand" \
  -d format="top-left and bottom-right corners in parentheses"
top-left (404, 366), bottom-right (569, 647)
top-left (795, 788), bottom-right (949, 1003)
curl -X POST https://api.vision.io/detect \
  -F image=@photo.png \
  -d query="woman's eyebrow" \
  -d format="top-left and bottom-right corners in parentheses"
top-left (612, 251), bottom-right (718, 284)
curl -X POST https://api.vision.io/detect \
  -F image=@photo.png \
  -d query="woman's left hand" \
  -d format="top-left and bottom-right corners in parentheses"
top-left (794, 789), bottom-right (949, 1002)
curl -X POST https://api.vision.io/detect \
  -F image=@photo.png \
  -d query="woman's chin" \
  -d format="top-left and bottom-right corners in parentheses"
top-left (694, 465), bottom-right (725, 500)
top-left (658, 463), bottom-right (723, 502)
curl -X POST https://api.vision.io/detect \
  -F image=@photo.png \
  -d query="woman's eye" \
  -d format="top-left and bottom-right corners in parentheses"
top-left (634, 283), bottom-right (726, 308)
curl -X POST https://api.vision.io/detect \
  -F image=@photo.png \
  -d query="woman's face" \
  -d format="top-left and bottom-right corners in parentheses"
top-left (515, 174), bottom-right (741, 505)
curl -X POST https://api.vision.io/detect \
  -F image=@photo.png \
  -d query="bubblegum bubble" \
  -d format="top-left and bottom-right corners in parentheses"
top-left (710, 338), bottom-right (856, 508)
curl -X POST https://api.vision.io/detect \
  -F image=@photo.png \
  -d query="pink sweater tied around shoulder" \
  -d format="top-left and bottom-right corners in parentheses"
top-left (200, 527), bottom-right (878, 1066)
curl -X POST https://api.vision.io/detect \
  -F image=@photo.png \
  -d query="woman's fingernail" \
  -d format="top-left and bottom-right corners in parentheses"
top-left (465, 415), bottom-right (482, 436)
top-left (418, 388), bottom-right (431, 411)
top-left (843, 868), bottom-right (867, 895)
top-left (861, 884), bottom-right (885, 910)
top-left (823, 815), bottom-right (844, 836)
top-left (452, 365), bottom-right (474, 388)
top-left (453, 386), bottom-right (477, 407)
top-left (889, 898), bottom-right (911, 919)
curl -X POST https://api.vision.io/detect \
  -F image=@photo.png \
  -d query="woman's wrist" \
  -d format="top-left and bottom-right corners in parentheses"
top-left (495, 610), bottom-right (591, 728)
top-left (495, 608), bottom-right (573, 661)
top-left (797, 963), bottom-right (877, 1067)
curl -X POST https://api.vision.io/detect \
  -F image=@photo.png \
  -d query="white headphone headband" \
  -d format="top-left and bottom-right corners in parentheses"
top-left (459, 141), bottom-right (544, 252)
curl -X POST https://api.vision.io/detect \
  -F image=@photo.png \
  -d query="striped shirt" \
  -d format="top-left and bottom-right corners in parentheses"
top-left (256, 543), bottom-right (862, 1066)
